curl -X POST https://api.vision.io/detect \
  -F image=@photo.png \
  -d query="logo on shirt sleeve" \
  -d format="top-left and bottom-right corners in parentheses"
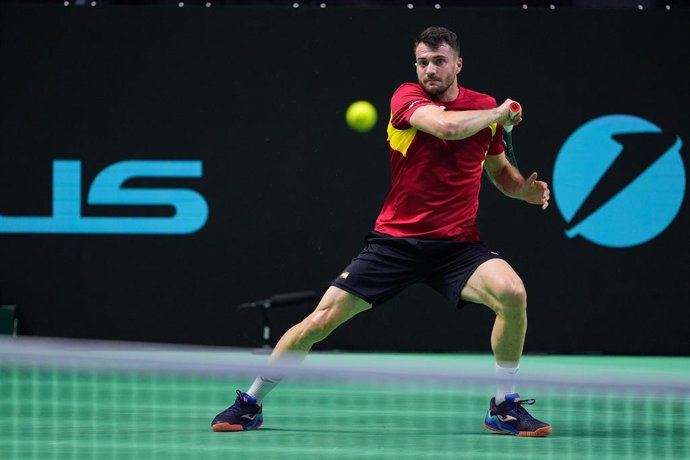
top-left (408, 99), bottom-right (430, 110)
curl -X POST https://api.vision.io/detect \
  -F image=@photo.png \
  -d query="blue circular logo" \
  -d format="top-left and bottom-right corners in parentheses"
top-left (553, 115), bottom-right (685, 248)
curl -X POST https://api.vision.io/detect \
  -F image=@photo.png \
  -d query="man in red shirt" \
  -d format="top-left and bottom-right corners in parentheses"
top-left (213, 26), bottom-right (551, 437)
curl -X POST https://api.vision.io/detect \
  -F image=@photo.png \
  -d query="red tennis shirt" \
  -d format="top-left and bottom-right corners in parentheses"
top-left (374, 82), bottom-right (505, 242)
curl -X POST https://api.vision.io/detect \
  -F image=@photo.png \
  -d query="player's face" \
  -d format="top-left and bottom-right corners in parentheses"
top-left (414, 43), bottom-right (462, 97)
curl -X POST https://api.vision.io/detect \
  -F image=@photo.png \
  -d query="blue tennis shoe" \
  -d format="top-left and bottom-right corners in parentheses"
top-left (211, 390), bottom-right (264, 432)
top-left (484, 393), bottom-right (552, 437)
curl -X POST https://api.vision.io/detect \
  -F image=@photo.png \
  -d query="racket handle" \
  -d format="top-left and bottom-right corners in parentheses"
top-left (504, 102), bottom-right (521, 133)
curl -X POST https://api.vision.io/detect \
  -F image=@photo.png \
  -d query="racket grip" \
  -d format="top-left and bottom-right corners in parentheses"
top-left (504, 102), bottom-right (521, 133)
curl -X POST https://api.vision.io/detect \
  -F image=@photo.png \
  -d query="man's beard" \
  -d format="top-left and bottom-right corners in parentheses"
top-left (422, 79), bottom-right (453, 96)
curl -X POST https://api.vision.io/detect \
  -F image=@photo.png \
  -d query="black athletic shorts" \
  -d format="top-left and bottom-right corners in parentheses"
top-left (331, 231), bottom-right (503, 309)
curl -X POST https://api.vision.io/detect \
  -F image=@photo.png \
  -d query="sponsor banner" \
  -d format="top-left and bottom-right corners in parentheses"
top-left (0, 6), bottom-right (687, 353)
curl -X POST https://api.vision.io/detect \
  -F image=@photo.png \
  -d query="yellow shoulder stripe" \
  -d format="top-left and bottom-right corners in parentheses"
top-left (387, 113), bottom-right (417, 158)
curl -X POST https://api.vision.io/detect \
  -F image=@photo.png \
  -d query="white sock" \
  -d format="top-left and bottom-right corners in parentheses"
top-left (246, 376), bottom-right (280, 405)
top-left (495, 362), bottom-right (519, 405)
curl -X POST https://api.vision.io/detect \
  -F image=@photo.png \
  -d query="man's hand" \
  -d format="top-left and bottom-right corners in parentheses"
top-left (519, 172), bottom-right (550, 210)
top-left (497, 99), bottom-right (522, 130)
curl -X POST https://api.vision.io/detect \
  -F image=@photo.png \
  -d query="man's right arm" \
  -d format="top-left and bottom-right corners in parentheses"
top-left (409, 99), bottom-right (521, 140)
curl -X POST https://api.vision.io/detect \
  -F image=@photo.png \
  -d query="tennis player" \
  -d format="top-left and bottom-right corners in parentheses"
top-left (213, 26), bottom-right (552, 437)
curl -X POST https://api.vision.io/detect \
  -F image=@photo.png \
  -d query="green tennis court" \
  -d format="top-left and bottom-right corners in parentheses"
top-left (1, 341), bottom-right (688, 460)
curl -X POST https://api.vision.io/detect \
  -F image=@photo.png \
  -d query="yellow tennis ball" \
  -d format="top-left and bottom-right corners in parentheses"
top-left (345, 100), bottom-right (378, 133)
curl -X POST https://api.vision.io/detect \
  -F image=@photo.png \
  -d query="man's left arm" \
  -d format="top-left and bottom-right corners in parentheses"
top-left (484, 153), bottom-right (550, 210)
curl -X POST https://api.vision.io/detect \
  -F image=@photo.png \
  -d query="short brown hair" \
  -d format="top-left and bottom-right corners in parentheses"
top-left (414, 27), bottom-right (460, 56)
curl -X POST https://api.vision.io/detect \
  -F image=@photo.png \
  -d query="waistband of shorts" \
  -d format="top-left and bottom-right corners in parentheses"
top-left (366, 230), bottom-right (483, 246)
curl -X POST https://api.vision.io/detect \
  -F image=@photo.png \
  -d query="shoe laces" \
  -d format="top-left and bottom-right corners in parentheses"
top-left (219, 390), bottom-right (253, 416)
top-left (508, 398), bottom-right (537, 419)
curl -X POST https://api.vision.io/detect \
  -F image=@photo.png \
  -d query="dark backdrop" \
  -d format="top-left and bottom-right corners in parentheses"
top-left (1, 5), bottom-right (688, 354)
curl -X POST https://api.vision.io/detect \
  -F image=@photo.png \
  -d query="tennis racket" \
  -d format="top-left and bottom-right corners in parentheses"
top-left (484, 101), bottom-right (521, 183)
top-left (502, 101), bottom-right (521, 168)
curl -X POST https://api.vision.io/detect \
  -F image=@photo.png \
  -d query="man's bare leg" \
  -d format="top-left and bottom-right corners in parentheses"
top-left (461, 258), bottom-right (527, 400)
top-left (247, 286), bottom-right (372, 402)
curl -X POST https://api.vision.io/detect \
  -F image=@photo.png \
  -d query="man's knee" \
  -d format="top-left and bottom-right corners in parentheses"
top-left (295, 289), bottom-right (370, 344)
top-left (297, 311), bottom-right (333, 344)
top-left (494, 277), bottom-right (527, 316)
